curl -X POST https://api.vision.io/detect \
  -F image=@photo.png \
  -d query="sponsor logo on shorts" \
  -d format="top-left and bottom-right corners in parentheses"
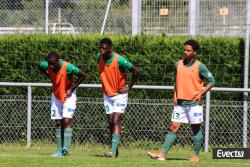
top-left (67, 108), bottom-right (75, 112)
top-left (194, 112), bottom-right (202, 117)
top-left (116, 103), bottom-right (125, 107)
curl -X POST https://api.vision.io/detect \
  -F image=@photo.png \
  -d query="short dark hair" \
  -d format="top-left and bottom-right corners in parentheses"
top-left (100, 38), bottom-right (112, 46)
top-left (47, 51), bottom-right (59, 60)
top-left (184, 39), bottom-right (200, 52)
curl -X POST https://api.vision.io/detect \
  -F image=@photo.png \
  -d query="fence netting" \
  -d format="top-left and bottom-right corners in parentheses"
top-left (0, 94), bottom-right (249, 150)
top-left (0, 0), bottom-right (247, 36)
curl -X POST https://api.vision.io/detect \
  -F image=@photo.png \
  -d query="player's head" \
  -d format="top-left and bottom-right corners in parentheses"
top-left (99, 38), bottom-right (112, 56)
top-left (184, 39), bottom-right (200, 52)
top-left (47, 52), bottom-right (60, 71)
top-left (183, 39), bottom-right (200, 60)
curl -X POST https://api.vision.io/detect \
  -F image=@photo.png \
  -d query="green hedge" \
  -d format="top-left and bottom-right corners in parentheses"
top-left (0, 34), bottom-right (248, 100)
top-left (0, 35), bottom-right (248, 145)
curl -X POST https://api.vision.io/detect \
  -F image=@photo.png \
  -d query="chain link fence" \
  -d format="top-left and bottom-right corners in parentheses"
top-left (0, 87), bottom-right (249, 150)
top-left (0, 0), bottom-right (45, 33)
top-left (0, 0), bottom-right (247, 36)
top-left (141, 0), bottom-right (246, 36)
top-left (47, 0), bottom-right (132, 34)
top-left (0, 0), bottom-right (132, 34)
top-left (198, 0), bottom-right (246, 36)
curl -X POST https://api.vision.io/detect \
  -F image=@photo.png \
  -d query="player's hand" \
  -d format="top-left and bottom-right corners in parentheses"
top-left (66, 89), bottom-right (72, 97)
top-left (195, 94), bottom-right (203, 105)
top-left (173, 99), bottom-right (177, 106)
top-left (119, 85), bottom-right (129, 94)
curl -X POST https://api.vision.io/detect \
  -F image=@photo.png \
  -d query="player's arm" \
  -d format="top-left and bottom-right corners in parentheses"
top-left (66, 64), bottom-right (86, 96)
top-left (127, 65), bottom-right (139, 91)
top-left (35, 61), bottom-right (49, 75)
top-left (173, 62), bottom-right (178, 106)
top-left (196, 63), bottom-right (215, 105)
top-left (96, 53), bottom-right (100, 64)
top-left (173, 86), bottom-right (177, 106)
top-left (71, 69), bottom-right (86, 92)
top-left (118, 56), bottom-right (139, 93)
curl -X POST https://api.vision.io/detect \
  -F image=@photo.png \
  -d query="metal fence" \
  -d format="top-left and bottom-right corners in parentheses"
top-left (0, 0), bottom-right (248, 36)
top-left (0, 83), bottom-right (249, 152)
top-left (0, 0), bottom-right (132, 34)
top-left (140, 0), bottom-right (247, 36)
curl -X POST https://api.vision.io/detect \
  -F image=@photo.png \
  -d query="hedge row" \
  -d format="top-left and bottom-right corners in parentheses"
top-left (0, 34), bottom-right (247, 100)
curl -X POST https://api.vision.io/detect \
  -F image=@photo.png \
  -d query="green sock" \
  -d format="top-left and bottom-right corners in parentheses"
top-left (63, 128), bottom-right (73, 151)
top-left (162, 131), bottom-right (177, 154)
top-left (111, 133), bottom-right (120, 155)
top-left (55, 128), bottom-right (63, 151)
top-left (192, 130), bottom-right (204, 156)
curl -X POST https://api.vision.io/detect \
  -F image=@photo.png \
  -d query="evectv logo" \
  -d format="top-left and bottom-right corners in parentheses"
top-left (217, 149), bottom-right (244, 158)
top-left (213, 148), bottom-right (250, 159)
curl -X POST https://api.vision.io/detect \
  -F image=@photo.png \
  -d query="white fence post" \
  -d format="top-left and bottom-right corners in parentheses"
top-left (132, 0), bottom-right (141, 36)
top-left (204, 91), bottom-right (211, 152)
top-left (45, 0), bottom-right (49, 34)
top-left (26, 85), bottom-right (32, 147)
top-left (243, 0), bottom-right (250, 148)
top-left (100, 0), bottom-right (112, 35)
top-left (189, 0), bottom-right (197, 37)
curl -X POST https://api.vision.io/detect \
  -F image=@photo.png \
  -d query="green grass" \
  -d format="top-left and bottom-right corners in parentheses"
top-left (0, 144), bottom-right (250, 167)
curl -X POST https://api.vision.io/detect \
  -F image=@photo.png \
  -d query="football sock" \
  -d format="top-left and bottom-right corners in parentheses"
top-left (162, 131), bottom-right (177, 154)
top-left (63, 128), bottom-right (73, 151)
top-left (111, 133), bottom-right (121, 155)
top-left (192, 130), bottom-right (204, 156)
top-left (55, 128), bottom-right (63, 151)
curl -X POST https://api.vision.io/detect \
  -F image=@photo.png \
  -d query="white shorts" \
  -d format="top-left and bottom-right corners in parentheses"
top-left (103, 93), bottom-right (128, 114)
top-left (51, 91), bottom-right (77, 120)
top-left (171, 105), bottom-right (203, 124)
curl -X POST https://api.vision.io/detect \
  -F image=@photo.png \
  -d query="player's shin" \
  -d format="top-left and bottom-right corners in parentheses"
top-left (55, 128), bottom-right (63, 151)
top-left (192, 130), bottom-right (203, 156)
top-left (162, 131), bottom-right (177, 154)
top-left (63, 128), bottom-right (73, 155)
top-left (111, 133), bottom-right (121, 156)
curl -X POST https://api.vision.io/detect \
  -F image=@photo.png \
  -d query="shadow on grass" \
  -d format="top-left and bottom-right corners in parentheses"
top-left (93, 154), bottom-right (188, 161)
top-left (93, 154), bottom-right (106, 157)
top-left (165, 157), bottom-right (188, 161)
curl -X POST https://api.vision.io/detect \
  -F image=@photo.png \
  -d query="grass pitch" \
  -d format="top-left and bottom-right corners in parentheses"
top-left (0, 144), bottom-right (249, 167)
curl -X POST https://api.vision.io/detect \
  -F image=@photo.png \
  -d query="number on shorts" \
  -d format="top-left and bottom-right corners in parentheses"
top-left (105, 105), bottom-right (110, 113)
top-left (175, 113), bottom-right (180, 119)
top-left (172, 111), bottom-right (180, 120)
top-left (51, 110), bottom-right (56, 117)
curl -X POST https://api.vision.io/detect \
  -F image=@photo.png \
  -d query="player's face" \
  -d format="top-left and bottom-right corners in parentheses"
top-left (184, 45), bottom-right (196, 60)
top-left (99, 44), bottom-right (112, 56)
top-left (48, 57), bottom-right (60, 71)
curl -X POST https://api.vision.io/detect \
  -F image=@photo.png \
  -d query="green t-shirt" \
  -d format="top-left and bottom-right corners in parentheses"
top-left (96, 52), bottom-right (133, 70)
top-left (174, 58), bottom-right (216, 107)
top-left (38, 60), bottom-right (80, 76)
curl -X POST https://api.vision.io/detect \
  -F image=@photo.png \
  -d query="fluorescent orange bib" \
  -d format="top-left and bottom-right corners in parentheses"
top-left (98, 53), bottom-right (126, 96)
top-left (48, 62), bottom-right (73, 103)
top-left (176, 60), bottom-right (204, 100)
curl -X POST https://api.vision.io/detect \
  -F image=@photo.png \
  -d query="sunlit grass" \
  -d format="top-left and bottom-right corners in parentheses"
top-left (0, 143), bottom-right (249, 167)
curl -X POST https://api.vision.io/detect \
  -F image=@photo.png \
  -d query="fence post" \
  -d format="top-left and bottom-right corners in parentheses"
top-left (26, 85), bottom-right (32, 147)
top-left (45, 0), bottom-right (49, 34)
top-left (243, 0), bottom-right (250, 148)
top-left (132, 0), bottom-right (141, 36)
top-left (100, 0), bottom-right (112, 35)
top-left (204, 91), bottom-right (211, 152)
top-left (189, 0), bottom-right (197, 37)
